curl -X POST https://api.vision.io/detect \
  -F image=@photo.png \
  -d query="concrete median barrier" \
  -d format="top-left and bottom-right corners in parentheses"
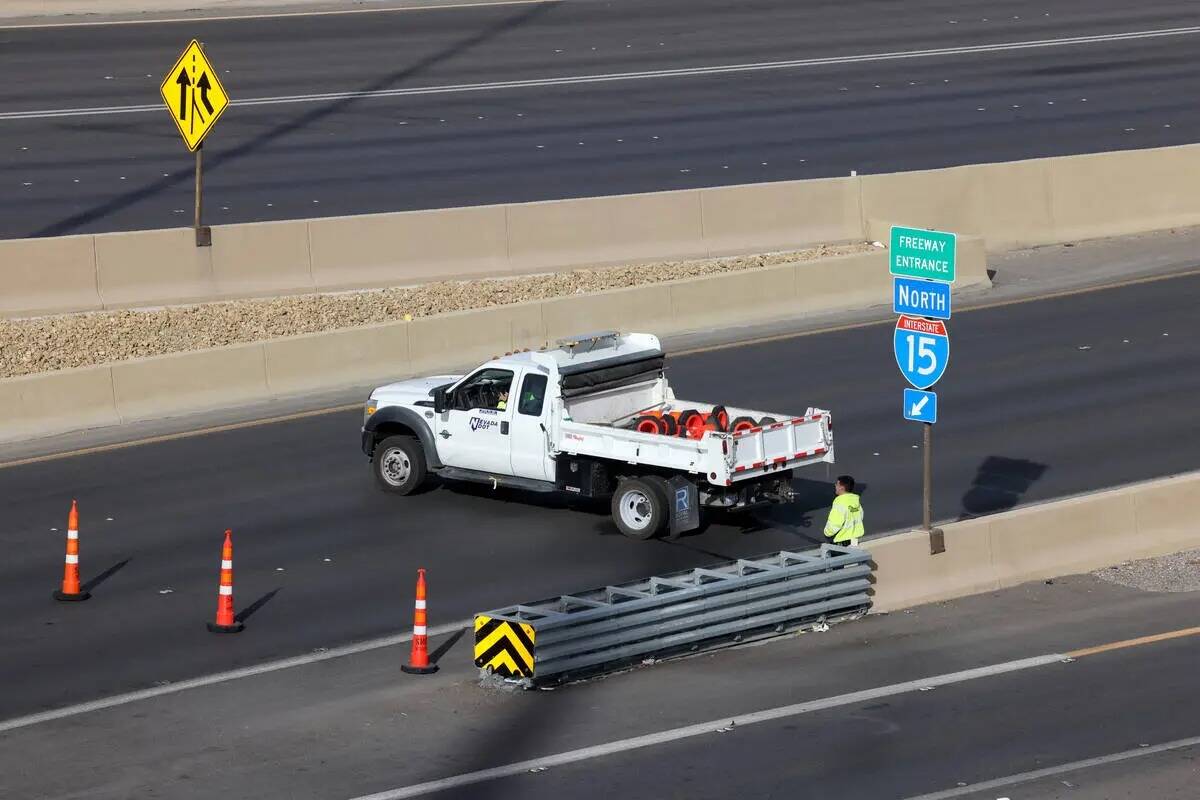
top-left (986, 490), bottom-right (1138, 587)
top-left (1131, 474), bottom-right (1196, 550)
top-left (699, 177), bottom-right (863, 256)
top-left (865, 161), bottom-right (1058, 252)
top-left (109, 345), bottom-right (269, 423)
top-left (0, 235), bottom-right (101, 317)
top-left (0, 367), bottom-right (118, 442)
top-left (868, 518), bottom-right (998, 611)
top-left (968, 159), bottom-right (1056, 250)
top-left (860, 165), bottom-right (976, 244)
top-left (211, 220), bottom-right (314, 299)
top-left (540, 285), bottom-right (663, 342)
top-left (407, 304), bottom-right (542, 375)
top-left (954, 235), bottom-right (989, 287)
top-left (506, 192), bottom-right (705, 272)
top-left (95, 228), bottom-right (215, 309)
top-left (871, 470), bottom-right (1200, 613)
top-left (1048, 144), bottom-right (1200, 243)
top-left (2, 242), bottom-right (949, 442)
top-left (793, 250), bottom-right (888, 312)
top-left (667, 263), bottom-right (796, 331)
top-left (307, 206), bottom-right (509, 291)
top-left (264, 323), bottom-right (410, 397)
top-left (7, 144), bottom-right (1200, 318)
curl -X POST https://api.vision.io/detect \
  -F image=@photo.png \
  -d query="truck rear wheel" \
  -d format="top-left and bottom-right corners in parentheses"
top-left (611, 477), bottom-right (669, 540)
top-left (373, 435), bottom-right (427, 495)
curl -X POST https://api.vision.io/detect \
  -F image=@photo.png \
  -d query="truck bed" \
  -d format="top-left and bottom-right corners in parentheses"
top-left (555, 401), bottom-right (833, 486)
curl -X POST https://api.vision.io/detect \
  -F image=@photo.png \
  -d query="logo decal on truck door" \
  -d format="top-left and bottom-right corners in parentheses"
top-left (470, 417), bottom-right (499, 432)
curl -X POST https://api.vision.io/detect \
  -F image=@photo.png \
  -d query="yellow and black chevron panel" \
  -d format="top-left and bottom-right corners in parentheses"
top-left (474, 615), bottom-right (536, 679)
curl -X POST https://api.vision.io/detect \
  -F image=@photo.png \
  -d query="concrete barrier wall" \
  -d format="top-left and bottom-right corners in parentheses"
top-left (308, 206), bottom-right (510, 291)
top-left (212, 220), bottom-right (314, 299)
top-left (699, 178), bottom-right (863, 256)
top-left (7, 143), bottom-right (1191, 318)
top-left (0, 367), bottom-right (119, 442)
top-left (0, 246), bottom-right (985, 442)
top-left (95, 227), bottom-right (216, 309)
top-left (870, 471), bottom-right (1200, 613)
top-left (1048, 145), bottom-right (1200, 243)
top-left (0, 184), bottom-right (855, 318)
top-left (0, 235), bottom-right (101, 317)
top-left (507, 192), bottom-right (706, 272)
top-left (109, 344), bottom-right (270, 422)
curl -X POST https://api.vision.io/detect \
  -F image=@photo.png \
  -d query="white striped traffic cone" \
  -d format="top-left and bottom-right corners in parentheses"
top-left (207, 529), bottom-right (244, 633)
top-left (53, 500), bottom-right (90, 602)
top-left (401, 568), bottom-right (437, 674)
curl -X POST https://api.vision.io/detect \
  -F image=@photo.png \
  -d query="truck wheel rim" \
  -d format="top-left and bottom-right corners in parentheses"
top-left (619, 490), bottom-right (652, 530)
top-left (381, 449), bottom-right (411, 485)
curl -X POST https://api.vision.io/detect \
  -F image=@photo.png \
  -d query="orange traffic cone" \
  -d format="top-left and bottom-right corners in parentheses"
top-left (53, 500), bottom-right (90, 602)
top-left (206, 529), bottom-right (244, 633)
top-left (401, 568), bottom-right (437, 675)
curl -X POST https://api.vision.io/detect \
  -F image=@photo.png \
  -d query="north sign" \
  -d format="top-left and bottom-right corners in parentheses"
top-left (893, 276), bottom-right (951, 320)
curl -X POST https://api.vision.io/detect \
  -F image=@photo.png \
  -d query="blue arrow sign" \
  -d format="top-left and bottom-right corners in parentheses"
top-left (903, 388), bottom-right (938, 423)
top-left (894, 314), bottom-right (949, 390)
top-left (893, 276), bottom-right (951, 320)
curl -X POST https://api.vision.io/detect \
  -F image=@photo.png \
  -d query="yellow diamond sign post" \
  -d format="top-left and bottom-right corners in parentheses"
top-left (159, 40), bottom-right (229, 247)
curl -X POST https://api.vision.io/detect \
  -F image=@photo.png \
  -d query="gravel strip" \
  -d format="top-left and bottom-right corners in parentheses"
top-left (0, 243), bottom-right (872, 378)
top-left (1093, 548), bottom-right (1200, 593)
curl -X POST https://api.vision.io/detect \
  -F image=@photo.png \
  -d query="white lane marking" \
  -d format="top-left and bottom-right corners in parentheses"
top-left (902, 735), bottom-right (1200, 799)
top-left (2, 26), bottom-right (1198, 122)
top-left (0, 0), bottom-right (557, 30)
top-left (345, 654), bottom-right (1067, 800)
top-left (0, 619), bottom-right (468, 734)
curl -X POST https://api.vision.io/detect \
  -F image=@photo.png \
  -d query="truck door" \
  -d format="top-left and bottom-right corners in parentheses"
top-left (435, 367), bottom-right (515, 475)
top-left (509, 370), bottom-right (552, 481)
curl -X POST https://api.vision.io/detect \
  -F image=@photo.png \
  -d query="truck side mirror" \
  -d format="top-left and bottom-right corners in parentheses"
top-left (433, 387), bottom-right (448, 413)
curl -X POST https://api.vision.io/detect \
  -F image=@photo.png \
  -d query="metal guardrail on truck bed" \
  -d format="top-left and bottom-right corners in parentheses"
top-left (473, 544), bottom-right (871, 685)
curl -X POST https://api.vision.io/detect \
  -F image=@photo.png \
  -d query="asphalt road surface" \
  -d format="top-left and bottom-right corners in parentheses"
top-left (3, 559), bottom-right (1199, 799)
top-left (1, 267), bottom-right (1198, 720)
top-left (2, 0), bottom-right (1199, 237)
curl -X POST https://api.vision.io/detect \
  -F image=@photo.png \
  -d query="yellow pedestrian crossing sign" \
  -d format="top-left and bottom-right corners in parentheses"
top-left (159, 40), bottom-right (229, 151)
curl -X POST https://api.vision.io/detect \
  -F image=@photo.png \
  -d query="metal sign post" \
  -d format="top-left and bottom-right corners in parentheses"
top-left (891, 225), bottom-right (956, 555)
top-left (194, 144), bottom-right (210, 246)
top-left (923, 423), bottom-right (943, 554)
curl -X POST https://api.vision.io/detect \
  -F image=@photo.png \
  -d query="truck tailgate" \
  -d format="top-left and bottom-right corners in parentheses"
top-left (728, 413), bottom-right (831, 480)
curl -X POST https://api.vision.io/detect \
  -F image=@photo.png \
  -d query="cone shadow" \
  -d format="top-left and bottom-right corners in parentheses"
top-left (80, 558), bottom-right (131, 594)
top-left (234, 588), bottom-right (281, 624)
top-left (429, 627), bottom-right (467, 665)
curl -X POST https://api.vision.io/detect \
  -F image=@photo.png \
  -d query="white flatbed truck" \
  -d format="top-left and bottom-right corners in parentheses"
top-left (361, 332), bottom-right (834, 539)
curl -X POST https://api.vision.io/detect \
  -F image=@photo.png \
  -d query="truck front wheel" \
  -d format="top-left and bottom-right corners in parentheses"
top-left (373, 436), bottom-right (427, 495)
top-left (611, 477), bottom-right (669, 540)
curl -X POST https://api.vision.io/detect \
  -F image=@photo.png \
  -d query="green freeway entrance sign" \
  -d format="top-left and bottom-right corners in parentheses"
top-left (889, 226), bottom-right (956, 284)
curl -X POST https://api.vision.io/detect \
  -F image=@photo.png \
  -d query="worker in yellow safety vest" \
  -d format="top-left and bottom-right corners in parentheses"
top-left (824, 475), bottom-right (865, 546)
